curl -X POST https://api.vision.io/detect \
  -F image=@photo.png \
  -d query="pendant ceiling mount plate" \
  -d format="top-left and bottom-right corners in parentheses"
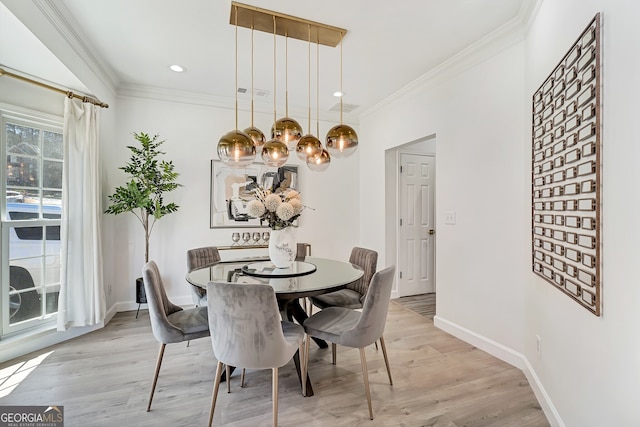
top-left (230, 1), bottom-right (347, 47)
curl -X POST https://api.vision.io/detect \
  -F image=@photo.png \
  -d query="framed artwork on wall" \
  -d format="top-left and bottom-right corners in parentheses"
top-left (210, 160), bottom-right (299, 228)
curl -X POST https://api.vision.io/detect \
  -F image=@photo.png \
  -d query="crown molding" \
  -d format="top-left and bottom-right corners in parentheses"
top-left (117, 84), bottom-right (359, 126)
top-left (32, 0), bottom-right (119, 94)
top-left (360, 0), bottom-right (541, 120)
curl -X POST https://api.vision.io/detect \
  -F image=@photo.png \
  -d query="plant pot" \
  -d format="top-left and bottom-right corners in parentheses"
top-left (268, 227), bottom-right (296, 268)
top-left (136, 277), bottom-right (147, 304)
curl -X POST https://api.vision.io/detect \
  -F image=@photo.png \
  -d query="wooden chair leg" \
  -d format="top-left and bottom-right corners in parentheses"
top-left (374, 341), bottom-right (378, 350)
top-left (272, 367), bottom-right (279, 427)
top-left (331, 343), bottom-right (337, 365)
top-left (359, 347), bottom-right (374, 420)
top-left (241, 368), bottom-right (246, 388)
top-left (379, 336), bottom-right (393, 385)
top-left (226, 365), bottom-right (231, 393)
top-left (147, 343), bottom-right (166, 412)
top-left (208, 361), bottom-right (224, 427)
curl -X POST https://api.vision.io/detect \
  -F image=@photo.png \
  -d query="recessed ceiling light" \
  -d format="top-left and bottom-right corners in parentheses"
top-left (333, 91), bottom-right (344, 97)
top-left (169, 64), bottom-right (186, 73)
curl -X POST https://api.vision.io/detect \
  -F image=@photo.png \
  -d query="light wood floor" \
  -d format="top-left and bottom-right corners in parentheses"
top-left (394, 293), bottom-right (436, 319)
top-left (0, 302), bottom-right (549, 426)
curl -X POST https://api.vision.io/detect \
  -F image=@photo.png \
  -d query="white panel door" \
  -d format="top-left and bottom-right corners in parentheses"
top-left (398, 153), bottom-right (435, 296)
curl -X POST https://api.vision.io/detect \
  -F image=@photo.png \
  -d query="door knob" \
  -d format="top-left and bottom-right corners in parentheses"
top-left (429, 229), bottom-right (435, 235)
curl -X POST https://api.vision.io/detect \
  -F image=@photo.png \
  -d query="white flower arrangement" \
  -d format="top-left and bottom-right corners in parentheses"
top-left (246, 186), bottom-right (305, 230)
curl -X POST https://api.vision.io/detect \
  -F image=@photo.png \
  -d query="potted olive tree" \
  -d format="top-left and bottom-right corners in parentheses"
top-left (105, 132), bottom-right (180, 312)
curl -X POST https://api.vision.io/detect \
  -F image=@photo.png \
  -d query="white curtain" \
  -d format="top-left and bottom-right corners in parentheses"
top-left (57, 97), bottom-right (106, 330)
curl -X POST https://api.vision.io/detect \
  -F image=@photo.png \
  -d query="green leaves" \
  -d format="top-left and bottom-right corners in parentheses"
top-left (105, 132), bottom-right (181, 222)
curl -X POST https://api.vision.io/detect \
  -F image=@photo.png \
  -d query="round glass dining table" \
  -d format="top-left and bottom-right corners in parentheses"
top-left (186, 257), bottom-right (364, 302)
top-left (186, 256), bottom-right (363, 397)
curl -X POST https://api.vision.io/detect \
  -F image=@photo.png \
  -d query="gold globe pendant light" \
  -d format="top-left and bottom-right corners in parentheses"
top-left (326, 32), bottom-right (358, 158)
top-left (307, 148), bottom-right (331, 171)
top-left (218, 5), bottom-right (255, 167)
top-left (272, 34), bottom-right (303, 149)
top-left (296, 25), bottom-right (322, 161)
top-left (243, 23), bottom-right (266, 148)
top-left (307, 38), bottom-right (331, 172)
top-left (262, 16), bottom-right (289, 168)
top-left (297, 134), bottom-right (322, 161)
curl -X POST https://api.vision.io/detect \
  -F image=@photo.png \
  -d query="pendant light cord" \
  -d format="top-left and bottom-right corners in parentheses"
top-left (339, 31), bottom-right (343, 125)
top-left (273, 16), bottom-right (277, 124)
top-left (285, 33), bottom-right (289, 117)
top-left (307, 25), bottom-right (312, 132)
top-left (234, 5), bottom-right (239, 130)
top-left (251, 22), bottom-right (255, 126)
top-left (316, 38), bottom-right (320, 136)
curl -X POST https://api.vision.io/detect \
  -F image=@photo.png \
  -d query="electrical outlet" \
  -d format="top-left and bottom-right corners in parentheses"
top-left (536, 335), bottom-right (542, 357)
top-left (444, 211), bottom-right (456, 225)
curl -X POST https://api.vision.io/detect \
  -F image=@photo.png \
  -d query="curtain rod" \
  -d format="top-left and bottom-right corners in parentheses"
top-left (0, 67), bottom-right (109, 109)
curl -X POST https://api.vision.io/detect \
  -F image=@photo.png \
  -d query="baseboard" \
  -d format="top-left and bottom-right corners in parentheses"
top-left (521, 357), bottom-right (566, 427)
top-left (114, 295), bottom-right (194, 314)
top-left (434, 315), bottom-right (524, 368)
top-left (433, 315), bottom-right (565, 427)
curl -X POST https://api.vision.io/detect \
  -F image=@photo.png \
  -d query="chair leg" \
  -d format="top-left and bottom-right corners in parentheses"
top-left (272, 367), bottom-right (279, 427)
top-left (374, 341), bottom-right (378, 350)
top-left (379, 336), bottom-right (393, 386)
top-left (301, 337), bottom-right (309, 397)
top-left (147, 343), bottom-right (166, 412)
top-left (208, 361), bottom-right (224, 427)
top-left (226, 365), bottom-right (231, 393)
top-left (241, 368), bottom-right (246, 388)
top-left (331, 343), bottom-right (337, 365)
top-left (359, 347), bottom-right (374, 420)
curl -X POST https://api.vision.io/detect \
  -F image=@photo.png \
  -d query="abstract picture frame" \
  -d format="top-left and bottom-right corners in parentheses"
top-left (210, 160), bottom-right (299, 228)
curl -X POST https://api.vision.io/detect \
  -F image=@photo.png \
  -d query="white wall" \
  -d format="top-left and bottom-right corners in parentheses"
top-left (109, 96), bottom-right (360, 307)
top-left (524, 1), bottom-right (640, 426)
top-left (360, 41), bottom-right (527, 355)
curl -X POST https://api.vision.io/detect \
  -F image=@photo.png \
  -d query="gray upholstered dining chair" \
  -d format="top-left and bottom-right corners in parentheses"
top-left (186, 246), bottom-right (221, 307)
top-left (142, 261), bottom-right (210, 412)
top-left (310, 247), bottom-right (378, 311)
top-left (302, 265), bottom-right (395, 420)
top-left (309, 247), bottom-right (378, 360)
top-left (206, 281), bottom-right (305, 427)
top-left (296, 242), bottom-right (311, 261)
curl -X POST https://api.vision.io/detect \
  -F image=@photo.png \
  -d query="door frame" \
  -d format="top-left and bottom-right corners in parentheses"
top-left (384, 135), bottom-right (436, 299)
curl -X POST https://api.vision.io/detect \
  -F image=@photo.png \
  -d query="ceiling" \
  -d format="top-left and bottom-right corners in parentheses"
top-left (2, 0), bottom-right (532, 119)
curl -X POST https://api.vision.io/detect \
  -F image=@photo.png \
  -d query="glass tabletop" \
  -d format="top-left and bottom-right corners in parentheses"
top-left (186, 257), bottom-right (363, 297)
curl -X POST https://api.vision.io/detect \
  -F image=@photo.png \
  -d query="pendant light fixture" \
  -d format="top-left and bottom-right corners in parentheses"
top-left (243, 22), bottom-right (266, 148)
top-left (262, 15), bottom-right (289, 168)
top-left (296, 25), bottom-right (323, 161)
top-left (272, 33), bottom-right (303, 149)
top-left (307, 38), bottom-right (331, 172)
top-left (326, 32), bottom-right (358, 158)
top-left (217, 5), bottom-right (255, 167)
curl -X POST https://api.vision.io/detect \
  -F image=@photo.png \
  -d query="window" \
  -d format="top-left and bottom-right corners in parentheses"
top-left (1, 108), bottom-right (63, 336)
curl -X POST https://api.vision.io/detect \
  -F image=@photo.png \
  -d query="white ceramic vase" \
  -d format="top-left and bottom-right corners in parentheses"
top-left (268, 227), bottom-right (296, 268)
